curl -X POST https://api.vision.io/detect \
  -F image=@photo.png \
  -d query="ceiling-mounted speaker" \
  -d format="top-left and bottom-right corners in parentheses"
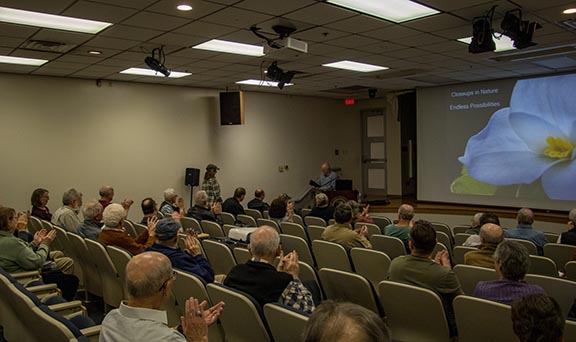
top-left (220, 91), bottom-right (244, 125)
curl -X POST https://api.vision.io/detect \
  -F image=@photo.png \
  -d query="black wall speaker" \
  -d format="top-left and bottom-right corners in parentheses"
top-left (185, 168), bottom-right (200, 187)
top-left (220, 91), bottom-right (244, 125)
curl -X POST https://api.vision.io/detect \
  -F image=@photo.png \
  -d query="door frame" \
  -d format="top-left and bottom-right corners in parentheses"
top-left (361, 108), bottom-right (388, 200)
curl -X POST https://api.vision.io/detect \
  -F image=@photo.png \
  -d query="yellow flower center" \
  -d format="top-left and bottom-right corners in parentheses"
top-left (543, 136), bottom-right (574, 159)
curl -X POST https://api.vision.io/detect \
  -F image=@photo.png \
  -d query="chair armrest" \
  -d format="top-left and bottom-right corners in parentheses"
top-left (27, 283), bottom-right (58, 293)
top-left (11, 270), bottom-right (40, 279)
top-left (48, 300), bottom-right (85, 314)
top-left (81, 325), bottom-right (101, 339)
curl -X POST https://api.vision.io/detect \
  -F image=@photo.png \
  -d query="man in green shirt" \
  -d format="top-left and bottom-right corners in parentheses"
top-left (384, 204), bottom-right (414, 250)
top-left (387, 220), bottom-right (462, 336)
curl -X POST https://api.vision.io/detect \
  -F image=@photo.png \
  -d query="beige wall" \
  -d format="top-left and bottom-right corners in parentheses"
top-left (0, 74), bottom-right (362, 220)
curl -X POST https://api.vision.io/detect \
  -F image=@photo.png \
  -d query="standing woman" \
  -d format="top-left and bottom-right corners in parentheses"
top-left (31, 188), bottom-right (52, 221)
top-left (201, 164), bottom-right (222, 207)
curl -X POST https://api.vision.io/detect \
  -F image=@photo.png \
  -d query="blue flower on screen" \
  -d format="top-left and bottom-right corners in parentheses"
top-left (459, 74), bottom-right (576, 200)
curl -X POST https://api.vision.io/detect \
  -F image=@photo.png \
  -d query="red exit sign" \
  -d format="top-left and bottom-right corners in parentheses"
top-left (345, 98), bottom-right (355, 105)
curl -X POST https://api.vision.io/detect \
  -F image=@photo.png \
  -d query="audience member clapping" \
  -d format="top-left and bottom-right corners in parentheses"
top-left (187, 190), bottom-right (223, 226)
top-left (52, 188), bottom-right (83, 234)
top-left (77, 200), bottom-right (103, 240)
top-left (99, 203), bottom-right (155, 255)
top-left (322, 204), bottom-right (372, 250)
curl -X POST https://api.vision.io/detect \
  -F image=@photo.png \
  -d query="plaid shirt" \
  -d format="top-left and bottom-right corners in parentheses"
top-left (201, 178), bottom-right (221, 206)
top-left (279, 278), bottom-right (315, 314)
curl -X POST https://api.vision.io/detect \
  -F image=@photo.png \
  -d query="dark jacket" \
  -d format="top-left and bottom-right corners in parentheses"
top-left (247, 198), bottom-right (270, 214)
top-left (224, 260), bottom-right (292, 308)
top-left (187, 205), bottom-right (223, 226)
top-left (146, 243), bottom-right (215, 283)
top-left (222, 197), bottom-right (245, 217)
top-left (560, 229), bottom-right (576, 246)
top-left (309, 206), bottom-right (335, 224)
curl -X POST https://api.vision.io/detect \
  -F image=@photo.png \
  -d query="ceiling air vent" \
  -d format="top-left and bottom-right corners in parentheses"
top-left (559, 18), bottom-right (576, 30)
top-left (21, 40), bottom-right (76, 53)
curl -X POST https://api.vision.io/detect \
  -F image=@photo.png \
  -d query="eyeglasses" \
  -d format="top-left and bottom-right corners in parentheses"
top-left (158, 271), bottom-right (177, 292)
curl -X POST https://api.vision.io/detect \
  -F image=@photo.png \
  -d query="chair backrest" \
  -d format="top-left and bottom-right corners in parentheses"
top-left (544, 243), bottom-right (576, 273)
top-left (506, 238), bottom-right (538, 255)
top-left (133, 222), bottom-right (147, 236)
top-left (244, 208), bottom-right (263, 221)
top-left (379, 280), bottom-right (451, 342)
top-left (123, 220), bottom-right (137, 238)
top-left (544, 232), bottom-right (560, 244)
top-left (304, 216), bottom-right (327, 227)
top-left (207, 284), bottom-right (271, 342)
top-left (222, 224), bottom-right (237, 237)
top-left (280, 222), bottom-right (308, 242)
top-left (263, 210), bottom-right (270, 219)
top-left (263, 303), bottom-right (308, 342)
top-left (453, 246), bottom-right (477, 265)
top-left (452, 226), bottom-right (470, 235)
top-left (312, 240), bottom-right (352, 272)
top-left (307, 225), bottom-right (325, 242)
top-left (256, 218), bottom-right (280, 233)
top-left (454, 233), bottom-right (472, 246)
top-left (354, 222), bottom-right (381, 240)
top-left (524, 274), bottom-right (576, 318)
top-left (85, 239), bottom-right (123, 308)
top-left (106, 245), bottom-right (132, 296)
top-left (371, 234), bottom-right (406, 259)
top-left (566, 261), bottom-right (576, 281)
top-left (172, 269), bottom-right (210, 315)
top-left (372, 216), bottom-right (392, 231)
top-left (67, 233), bottom-right (102, 297)
top-left (0, 273), bottom-right (36, 341)
top-left (202, 240), bottom-right (237, 275)
top-left (293, 214), bottom-right (304, 227)
top-left (51, 225), bottom-right (67, 254)
top-left (41, 220), bottom-right (53, 231)
top-left (237, 214), bottom-right (257, 227)
top-left (350, 248), bottom-right (391, 289)
top-left (181, 217), bottom-right (202, 233)
top-left (453, 295), bottom-right (515, 342)
top-left (431, 242), bottom-right (448, 259)
top-left (566, 320), bottom-right (576, 342)
top-left (436, 231), bottom-right (453, 251)
top-left (319, 268), bottom-right (381, 314)
top-left (528, 255), bottom-right (558, 277)
top-left (233, 247), bottom-right (251, 265)
top-left (300, 208), bottom-right (312, 217)
top-left (28, 216), bottom-right (43, 235)
top-left (280, 234), bottom-right (315, 267)
top-left (201, 221), bottom-right (225, 238)
top-left (432, 222), bottom-right (453, 239)
top-left (453, 264), bottom-right (498, 295)
top-left (221, 212), bottom-right (236, 226)
top-left (298, 262), bottom-right (323, 299)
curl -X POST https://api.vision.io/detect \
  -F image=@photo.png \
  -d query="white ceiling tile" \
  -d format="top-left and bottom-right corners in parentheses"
top-left (31, 67), bottom-right (74, 76)
top-left (234, 0), bottom-right (315, 15)
top-left (0, 0), bottom-right (76, 14)
top-left (417, 0), bottom-right (497, 12)
top-left (0, 36), bottom-right (26, 48)
top-left (100, 25), bottom-right (164, 41)
top-left (31, 29), bottom-right (93, 45)
top-left (361, 25), bottom-right (422, 40)
top-left (202, 7), bottom-right (272, 28)
top-left (284, 3), bottom-right (357, 25)
top-left (404, 13), bottom-right (469, 31)
top-left (0, 64), bottom-right (38, 73)
top-left (0, 23), bottom-right (38, 39)
top-left (175, 20), bottom-right (238, 38)
top-left (87, 36), bottom-right (141, 49)
top-left (122, 12), bottom-right (191, 31)
top-left (294, 27), bottom-right (350, 43)
top-left (146, 0), bottom-right (225, 19)
top-left (393, 33), bottom-right (447, 47)
top-left (87, 0), bottom-right (158, 9)
top-left (11, 49), bottom-right (61, 60)
top-left (148, 33), bottom-right (207, 47)
top-left (325, 34), bottom-right (381, 48)
top-left (62, 1), bottom-right (137, 23)
top-left (325, 14), bottom-right (391, 33)
top-left (217, 29), bottom-right (263, 44)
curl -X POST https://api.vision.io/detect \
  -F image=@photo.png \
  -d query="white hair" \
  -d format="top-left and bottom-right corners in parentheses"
top-left (83, 200), bottom-right (103, 220)
top-left (103, 203), bottom-right (126, 228)
top-left (163, 188), bottom-right (177, 202)
top-left (569, 209), bottom-right (576, 223)
top-left (194, 191), bottom-right (208, 207)
top-left (62, 188), bottom-right (82, 205)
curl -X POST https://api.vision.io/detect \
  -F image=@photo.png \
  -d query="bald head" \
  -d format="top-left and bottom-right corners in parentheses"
top-left (479, 223), bottom-right (504, 245)
top-left (249, 226), bottom-right (280, 260)
top-left (398, 204), bottom-right (415, 221)
top-left (125, 252), bottom-right (172, 300)
top-left (320, 162), bottom-right (331, 175)
top-left (99, 185), bottom-right (114, 200)
top-left (517, 208), bottom-right (534, 225)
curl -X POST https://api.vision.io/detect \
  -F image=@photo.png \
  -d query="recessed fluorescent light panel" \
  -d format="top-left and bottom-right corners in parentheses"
top-left (120, 68), bottom-right (191, 78)
top-left (236, 79), bottom-right (293, 87)
top-left (457, 35), bottom-right (516, 52)
top-left (322, 60), bottom-right (389, 72)
top-left (327, 0), bottom-right (439, 23)
top-left (0, 6), bottom-right (112, 34)
top-left (0, 55), bottom-right (48, 66)
top-left (193, 39), bottom-right (264, 57)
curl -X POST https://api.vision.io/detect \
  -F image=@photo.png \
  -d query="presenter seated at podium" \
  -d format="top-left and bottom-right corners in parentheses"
top-left (310, 162), bottom-right (338, 191)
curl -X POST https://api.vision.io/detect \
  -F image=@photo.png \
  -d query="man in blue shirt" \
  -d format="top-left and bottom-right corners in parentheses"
top-left (318, 162), bottom-right (338, 191)
top-left (504, 208), bottom-right (548, 255)
top-left (146, 218), bottom-right (215, 283)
